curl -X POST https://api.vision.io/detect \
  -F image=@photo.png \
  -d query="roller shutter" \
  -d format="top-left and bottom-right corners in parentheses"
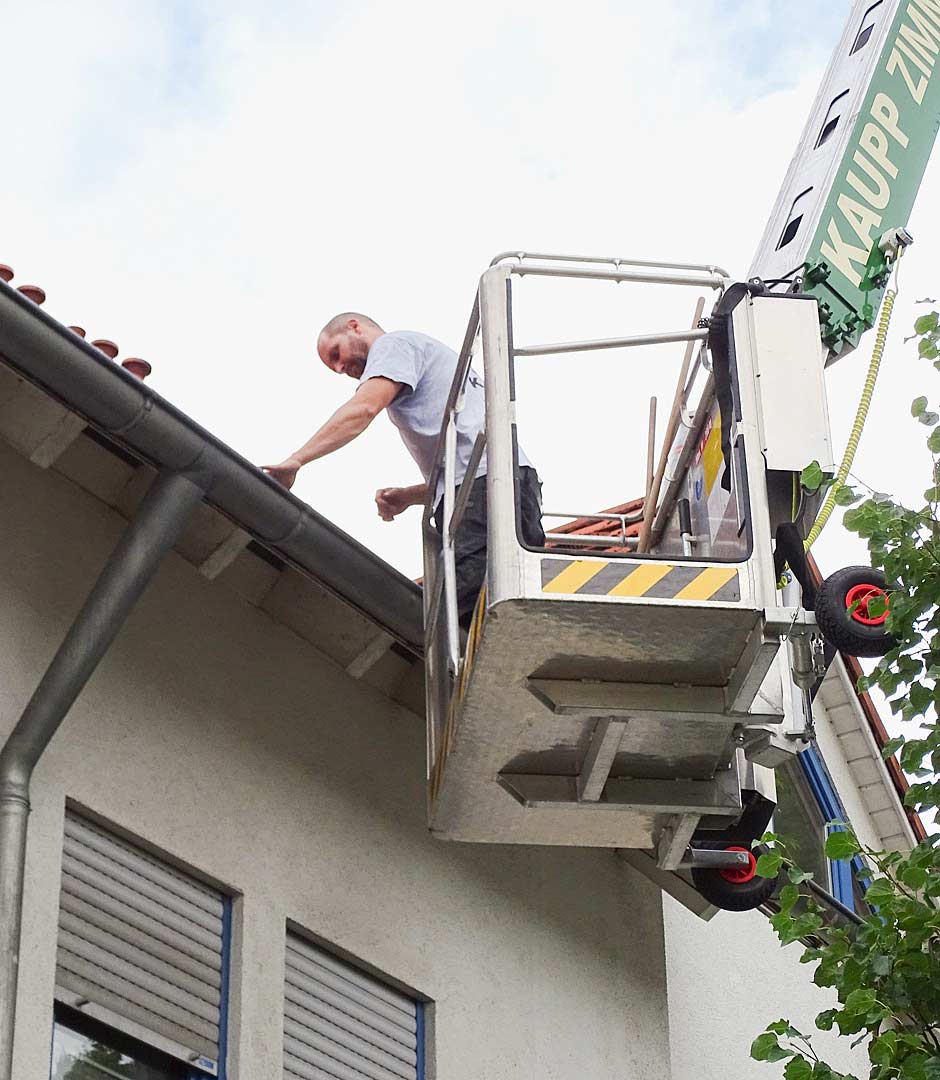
top-left (284, 933), bottom-right (420, 1080)
top-left (55, 811), bottom-right (226, 1074)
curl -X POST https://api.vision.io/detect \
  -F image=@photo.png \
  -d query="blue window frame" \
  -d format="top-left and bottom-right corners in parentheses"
top-left (216, 898), bottom-right (232, 1080)
top-left (416, 1001), bottom-right (426, 1079)
top-left (798, 744), bottom-right (865, 910)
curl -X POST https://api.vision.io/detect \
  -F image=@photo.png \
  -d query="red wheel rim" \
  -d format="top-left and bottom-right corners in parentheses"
top-left (845, 582), bottom-right (889, 626)
top-left (719, 846), bottom-right (756, 884)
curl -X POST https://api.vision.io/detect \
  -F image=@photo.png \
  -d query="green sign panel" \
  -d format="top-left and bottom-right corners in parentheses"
top-left (805, 0), bottom-right (940, 354)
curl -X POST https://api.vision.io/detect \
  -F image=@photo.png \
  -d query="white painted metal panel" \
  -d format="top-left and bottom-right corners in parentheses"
top-left (751, 296), bottom-right (835, 472)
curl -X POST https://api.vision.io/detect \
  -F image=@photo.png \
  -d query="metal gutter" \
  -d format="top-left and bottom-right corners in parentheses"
top-left (0, 279), bottom-right (425, 656)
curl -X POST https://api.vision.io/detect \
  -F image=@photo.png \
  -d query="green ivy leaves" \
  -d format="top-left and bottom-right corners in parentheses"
top-left (751, 1023), bottom-right (857, 1079)
top-left (753, 309), bottom-right (940, 1080)
top-left (824, 831), bottom-right (860, 860)
top-left (783, 1058), bottom-right (814, 1080)
top-left (916, 308), bottom-right (940, 362)
top-left (757, 849), bottom-right (785, 877)
top-left (802, 461), bottom-right (826, 492)
top-left (752, 1031), bottom-right (798, 1063)
top-left (912, 395), bottom-right (939, 426)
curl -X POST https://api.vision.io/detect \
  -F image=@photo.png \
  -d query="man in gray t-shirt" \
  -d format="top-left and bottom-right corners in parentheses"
top-left (264, 311), bottom-right (544, 624)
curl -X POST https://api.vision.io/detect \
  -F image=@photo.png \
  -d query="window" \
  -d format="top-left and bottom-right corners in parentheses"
top-left (774, 759), bottom-right (831, 888)
top-left (850, 1), bottom-right (884, 54)
top-left (798, 746), bottom-right (859, 908)
top-left (284, 932), bottom-right (425, 1080)
top-left (774, 746), bottom-right (865, 911)
top-left (55, 811), bottom-right (229, 1078)
top-left (51, 1004), bottom-right (191, 1079)
top-left (776, 187), bottom-right (813, 250)
top-left (815, 90), bottom-right (850, 149)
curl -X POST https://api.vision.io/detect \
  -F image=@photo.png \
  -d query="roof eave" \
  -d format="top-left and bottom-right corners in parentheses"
top-left (0, 280), bottom-right (424, 656)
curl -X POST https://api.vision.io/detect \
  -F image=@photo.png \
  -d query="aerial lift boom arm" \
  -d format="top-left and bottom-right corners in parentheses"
top-left (750, 0), bottom-right (940, 357)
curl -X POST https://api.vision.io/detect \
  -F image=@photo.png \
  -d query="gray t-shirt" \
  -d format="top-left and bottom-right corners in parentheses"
top-left (359, 330), bottom-right (531, 504)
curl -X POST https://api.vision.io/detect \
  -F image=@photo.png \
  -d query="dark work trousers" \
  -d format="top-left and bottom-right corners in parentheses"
top-left (433, 466), bottom-right (545, 629)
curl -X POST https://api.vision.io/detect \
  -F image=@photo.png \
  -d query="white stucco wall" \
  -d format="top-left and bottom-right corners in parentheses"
top-left (663, 669), bottom-right (892, 1080)
top-left (1, 434), bottom-right (906, 1080)
top-left (0, 444), bottom-right (671, 1079)
top-left (664, 900), bottom-right (870, 1080)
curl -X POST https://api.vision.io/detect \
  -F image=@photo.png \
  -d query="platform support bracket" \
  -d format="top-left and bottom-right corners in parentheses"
top-left (656, 813), bottom-right (700, 870)
top-left (577, 717), bottom-right (628, 802)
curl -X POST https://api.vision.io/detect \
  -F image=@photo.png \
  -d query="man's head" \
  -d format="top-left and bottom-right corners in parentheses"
top-left (317, 312), bottom-right (385, 380)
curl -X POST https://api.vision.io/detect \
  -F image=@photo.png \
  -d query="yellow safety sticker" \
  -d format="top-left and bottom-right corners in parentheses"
top-left (607, 562), bottom-right (673, 597)
top-left (541, 560), bottom-right (606, 594)
top-left (673, 565), bottom-right (737, 601)
top-left (540, 559), bottom-right (740, 602)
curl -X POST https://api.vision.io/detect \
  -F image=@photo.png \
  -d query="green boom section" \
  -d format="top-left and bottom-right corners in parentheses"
top-left (804, 0), bottom-right (940, 355)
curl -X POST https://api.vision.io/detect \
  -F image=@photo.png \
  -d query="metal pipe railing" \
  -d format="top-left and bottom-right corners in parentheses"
top-left (547, 534), bottom-right (639, 549)
top-left (543, 510), bottom-right (644, 550)
top-left (448, 432), bottom-right (486, 542)
top-left (423, 294), bottom-right (480, 535)
top-left (543, 511), bottom-right (644, 525)
top-left (423, 252), bottom-right (727, 687)
top-left (442, 416), bottom-right (460, 673)
top-left (508, 264), bottom-right (727, 289)
top-left (490, 250), bottom-right (731, 278)
top-left (514, 328), bottom-right (709, 357)
top-left (424, 560), bottom-right (445, 645)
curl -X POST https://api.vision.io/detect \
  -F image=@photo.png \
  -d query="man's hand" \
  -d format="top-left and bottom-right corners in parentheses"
top-left (375, 484), bottom-right (427, 521)
top-left (262, 456), bottom-right (303, 490)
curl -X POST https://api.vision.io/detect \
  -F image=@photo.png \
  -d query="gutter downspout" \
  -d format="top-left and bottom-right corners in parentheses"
top-left (0, 469), bottom-right (205, 1080)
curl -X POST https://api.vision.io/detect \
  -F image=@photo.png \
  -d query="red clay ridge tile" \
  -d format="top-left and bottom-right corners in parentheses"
top-left (17, 285), bottom-right (46, 305)
top-left (68, 326), bottom-right (87, 338)
top-left (121, 358), bottom-right (152, 381)
top-left (0, 265), bottom-right (13, 283)
top-left (91, 339), bottom-right (119, 359)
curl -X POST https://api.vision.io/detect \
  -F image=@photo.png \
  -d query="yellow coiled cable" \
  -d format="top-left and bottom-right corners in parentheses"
top-left (803, 252), bottom-right (902, 551)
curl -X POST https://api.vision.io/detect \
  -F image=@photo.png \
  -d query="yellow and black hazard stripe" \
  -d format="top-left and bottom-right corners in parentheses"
top-left (540, 558), bottom-right (740, 602)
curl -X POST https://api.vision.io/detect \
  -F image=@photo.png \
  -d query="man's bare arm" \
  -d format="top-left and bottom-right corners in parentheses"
top-left (263, 377), bottom-right (403, 488)
top-left (375, 483), bottom-right (429, 521)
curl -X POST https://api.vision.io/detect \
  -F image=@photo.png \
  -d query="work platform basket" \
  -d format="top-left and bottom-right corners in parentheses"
top-left (422, 253), bottom-right (834, 873)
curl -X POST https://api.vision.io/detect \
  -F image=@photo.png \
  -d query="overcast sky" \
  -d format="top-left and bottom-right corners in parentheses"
top-left (3, 0), bottom-right (938, 599)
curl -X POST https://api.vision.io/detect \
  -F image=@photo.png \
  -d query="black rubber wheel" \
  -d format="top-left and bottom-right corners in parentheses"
top-left (690, 843), bottom-right (778, 912)
top-left (815, 566), bottom-right (896, 658)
